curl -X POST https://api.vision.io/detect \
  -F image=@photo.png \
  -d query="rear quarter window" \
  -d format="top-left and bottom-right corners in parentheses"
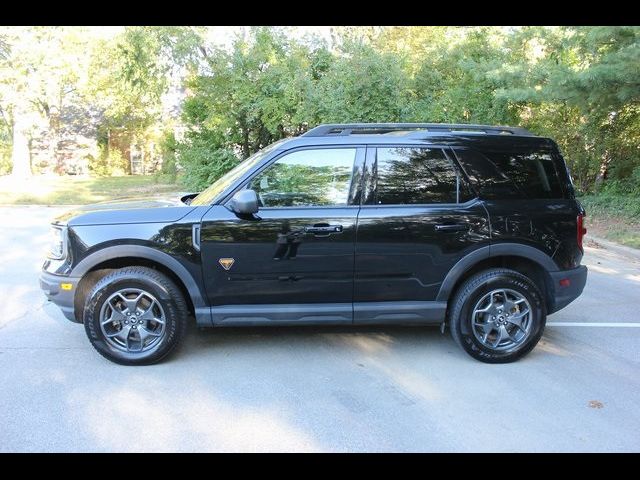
top-left (454, 147), bottom-right (567, 200)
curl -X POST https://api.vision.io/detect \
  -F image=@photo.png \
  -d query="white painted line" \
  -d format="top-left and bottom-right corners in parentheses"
top-left (547, 322), bottom-right (640, 327)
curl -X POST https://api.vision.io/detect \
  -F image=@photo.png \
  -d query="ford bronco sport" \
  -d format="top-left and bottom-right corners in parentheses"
top-left (40, 123), bottom-right (588, 365)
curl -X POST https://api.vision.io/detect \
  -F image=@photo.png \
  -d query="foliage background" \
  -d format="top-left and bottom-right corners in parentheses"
top-left (176, 26), bottom-right (640, 193)
top-left (1, 25), bottom-right (638, 195)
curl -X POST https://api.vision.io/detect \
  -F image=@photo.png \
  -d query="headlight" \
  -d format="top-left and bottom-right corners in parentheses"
top-left (48, 226), bottom-right (67, 260)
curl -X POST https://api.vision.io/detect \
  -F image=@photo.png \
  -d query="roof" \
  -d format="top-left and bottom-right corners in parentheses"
top-left (277, 123), bottom-right (552, 151)
top-left (302, 123), bottom-right (534, 137)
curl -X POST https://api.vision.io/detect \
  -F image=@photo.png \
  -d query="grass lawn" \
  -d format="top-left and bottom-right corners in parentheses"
top-left (0, 174), bottom-right (184, 205)
top-left (580, 194), bottom-right (640, 249)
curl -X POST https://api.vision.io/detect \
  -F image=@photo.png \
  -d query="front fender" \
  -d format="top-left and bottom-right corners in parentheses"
top-left (71, 244), bottom-right (209, 321)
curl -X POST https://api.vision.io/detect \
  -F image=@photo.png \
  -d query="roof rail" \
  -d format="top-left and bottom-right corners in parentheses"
top-left (302, 123), bottom-right (533, 137)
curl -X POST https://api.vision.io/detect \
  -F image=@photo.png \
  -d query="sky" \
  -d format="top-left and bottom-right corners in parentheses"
top-left (206, 26), bottom-right (334, 48)
top-left (83, 26), bottom-right (335, 46)
top-left (89, 26), bottom-right (125, 38)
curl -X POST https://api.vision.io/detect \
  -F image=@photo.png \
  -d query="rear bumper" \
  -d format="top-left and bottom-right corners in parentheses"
top-left (548, 265), bottom-right (588, 314)
top-left (39, 271), bottom-right (80, 322)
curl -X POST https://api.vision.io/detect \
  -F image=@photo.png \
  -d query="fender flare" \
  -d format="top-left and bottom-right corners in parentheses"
top-left (436, 243), bottom-right (558, 302)
top-left (71, 245), bottom-right (207, 310)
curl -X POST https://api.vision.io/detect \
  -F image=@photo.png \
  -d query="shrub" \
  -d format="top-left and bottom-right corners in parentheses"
top-left (177, 139), bottom-right (239, 191)
top-left (88, 147), bottom-right (129, 176)
top-left (157, 130), bottom-right (179, 183)
top-left (0, 142), bottom-right (10, 175)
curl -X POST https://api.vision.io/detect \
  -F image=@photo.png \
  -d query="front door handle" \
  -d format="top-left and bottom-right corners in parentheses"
top-left (304, 224), bottom-right (343, 235)
top-left (435, 223), bottom-right (468, 232)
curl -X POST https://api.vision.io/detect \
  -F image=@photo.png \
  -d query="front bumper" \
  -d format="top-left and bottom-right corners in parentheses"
top-left (39, 271), bottom-right (81, 322)
top-left (548, 265), bottom-right (588, 314)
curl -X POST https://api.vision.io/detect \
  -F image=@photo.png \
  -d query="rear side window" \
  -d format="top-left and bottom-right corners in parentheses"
top-left (455, 147), bottom-right (566, 199)
top-left (374, 147), bottom-right (473, 205)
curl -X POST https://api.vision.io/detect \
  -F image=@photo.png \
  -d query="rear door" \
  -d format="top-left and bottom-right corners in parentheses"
top-left (353, 145), bottom-right (490, 323)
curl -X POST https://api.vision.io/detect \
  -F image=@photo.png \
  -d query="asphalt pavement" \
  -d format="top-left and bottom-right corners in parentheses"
top-left (0, 206), bottom-right (639, 452)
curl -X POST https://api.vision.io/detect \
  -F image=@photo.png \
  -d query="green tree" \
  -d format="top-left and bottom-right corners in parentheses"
top-left (493, 26), bottom-right (640, 190)
top-left (311, 39), bottom-right (409, 123)
top-left (0, 27), bottom-right (91, 177)
top-left (86, 26), bottom-right (204, 174)
top-left (385, 27), bottom-right (517, 124)
top-left (178, 27), bottom-right (327, 188)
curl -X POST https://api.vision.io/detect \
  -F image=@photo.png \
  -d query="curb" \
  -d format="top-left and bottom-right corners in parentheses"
top-left (585, 234), bottom-right (640, 262)
top-left (0, 204), bottom-right (80, 208)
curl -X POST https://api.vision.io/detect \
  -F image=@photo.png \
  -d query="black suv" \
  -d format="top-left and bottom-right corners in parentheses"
top-left (40, 123), bottom-right (587, 365)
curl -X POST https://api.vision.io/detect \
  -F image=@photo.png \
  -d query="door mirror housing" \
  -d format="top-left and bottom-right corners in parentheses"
top-left (228, 189), bottom-right (259, 215)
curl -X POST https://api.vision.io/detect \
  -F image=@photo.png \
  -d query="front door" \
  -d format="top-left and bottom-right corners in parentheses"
top-left (200, 146), bottom-right (364, 325)
top-left (354, 145), bottom-right (490, 323)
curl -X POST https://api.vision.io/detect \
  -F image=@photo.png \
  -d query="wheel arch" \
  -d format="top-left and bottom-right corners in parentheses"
top-left (437, 244), bottom-right (557, 312)
top-left (71, 245), bottom-right (209, 324)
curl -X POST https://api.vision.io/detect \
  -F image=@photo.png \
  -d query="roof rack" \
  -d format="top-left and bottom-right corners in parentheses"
top-left (302, 123), bottom-right (533, 137)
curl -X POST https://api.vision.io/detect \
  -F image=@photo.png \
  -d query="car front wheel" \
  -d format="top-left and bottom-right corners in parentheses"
top-left (83, 266), bottom-right (188, 365)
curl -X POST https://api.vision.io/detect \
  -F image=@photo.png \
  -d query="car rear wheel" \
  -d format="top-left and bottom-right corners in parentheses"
top-left (83, 267), bottom-right (188, 365)
top-left (449, 268), bottom-right (546, 363)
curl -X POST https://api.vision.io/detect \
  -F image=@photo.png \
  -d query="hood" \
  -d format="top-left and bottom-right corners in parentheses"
top-left (54, 194), bottom-right (197, 226)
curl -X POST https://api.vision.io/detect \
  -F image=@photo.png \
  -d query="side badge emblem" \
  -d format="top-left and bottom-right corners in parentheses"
top-left (219, 258), bottom-right (235, 271)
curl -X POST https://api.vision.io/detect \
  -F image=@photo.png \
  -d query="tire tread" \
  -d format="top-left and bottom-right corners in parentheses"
top-left (449, 268), bottom-right (545, 363)
top-left (83, 266), bottom-right (188, 366)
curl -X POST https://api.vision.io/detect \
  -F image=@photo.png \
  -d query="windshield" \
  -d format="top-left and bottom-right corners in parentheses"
top-left (190, 140), bottom-right (287, 206)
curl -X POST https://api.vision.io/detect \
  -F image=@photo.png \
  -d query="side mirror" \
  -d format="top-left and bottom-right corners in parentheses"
top-left (180, 192), bottom-right (199, 205)
top-left (228, 189), bottom-right (259, 215)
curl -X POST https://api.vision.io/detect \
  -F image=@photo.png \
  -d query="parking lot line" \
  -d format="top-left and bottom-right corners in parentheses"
top-left (547, 322), bottom-right (640, 327)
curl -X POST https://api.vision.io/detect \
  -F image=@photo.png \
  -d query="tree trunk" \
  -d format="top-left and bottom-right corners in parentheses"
top-left (241, 128), bottom-right (250, 159)
top-left (10, 116), bottom-right (32, 178)
top-left (50, 129), bottom-right (61, 174)
top-left (594, 150), bottom-right (610, 188)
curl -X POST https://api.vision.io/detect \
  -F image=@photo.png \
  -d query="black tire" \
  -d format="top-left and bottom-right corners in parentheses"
top-left (449, 268), bottom-right (546, 363)
top-left (83, 267), bottom-right (188, 365)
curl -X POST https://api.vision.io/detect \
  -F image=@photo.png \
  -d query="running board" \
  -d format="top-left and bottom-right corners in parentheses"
top-left (198, 301), bottom-right (447, 327)
top-left (353, 301), bottom-right (446, 325)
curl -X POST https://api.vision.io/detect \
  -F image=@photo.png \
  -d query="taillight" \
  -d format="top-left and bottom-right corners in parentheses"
top-left (577, 213), bottom-right (587, 251)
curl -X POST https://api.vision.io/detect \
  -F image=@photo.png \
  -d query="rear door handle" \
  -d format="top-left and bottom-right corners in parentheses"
top-left (304, 224), bottom-right (343, 235)
top-left (435, 224), bottom-right (468, 232)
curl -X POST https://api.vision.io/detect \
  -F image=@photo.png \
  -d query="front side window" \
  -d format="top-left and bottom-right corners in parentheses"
top-left (248, 148), bottom-right (356, 207)
top-left (190, 139), bottom-right (287, 206)
top-left (375, 147), bottom-right (471, 205)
